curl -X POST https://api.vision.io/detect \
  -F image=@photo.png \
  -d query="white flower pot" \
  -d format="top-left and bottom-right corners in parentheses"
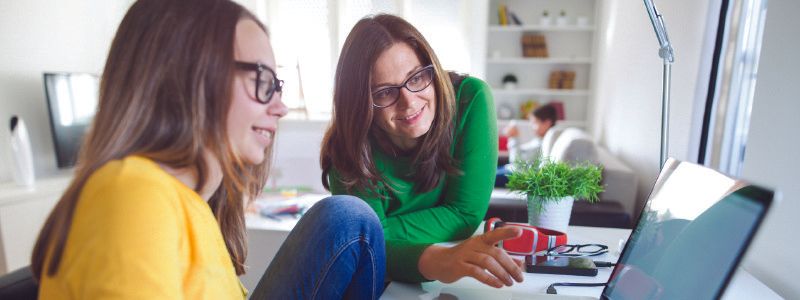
top-left (556, 16), bottom-right (569, 27)
top-left (527, 195), bottom-right (574, 232)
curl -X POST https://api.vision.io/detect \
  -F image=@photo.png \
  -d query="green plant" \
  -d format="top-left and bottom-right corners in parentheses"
top-left (506, 157), bottom-right (604, 213)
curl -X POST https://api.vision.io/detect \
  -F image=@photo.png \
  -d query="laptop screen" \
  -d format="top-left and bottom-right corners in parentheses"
top-left (601, 159), bottom-right (772, 300)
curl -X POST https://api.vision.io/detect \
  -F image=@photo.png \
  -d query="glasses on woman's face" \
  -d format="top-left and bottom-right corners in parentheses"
top-left (543, 244), bottom-right (608, 257)
top-left (371, 65), bottom-right (435, 108)
top-left (235, 61), bottom-right (284, 104)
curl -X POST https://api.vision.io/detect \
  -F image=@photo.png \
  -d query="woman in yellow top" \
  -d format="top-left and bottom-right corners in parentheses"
top-left (31, 0), bottom-right (385, 299)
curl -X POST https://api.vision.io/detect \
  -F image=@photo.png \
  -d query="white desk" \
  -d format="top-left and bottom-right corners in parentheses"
top-left (0, 175), bottom-right (72, 274)
top-left (380, 226), bottom-right (780, 300)
top-left (241, 194), bottom-right (328, 293)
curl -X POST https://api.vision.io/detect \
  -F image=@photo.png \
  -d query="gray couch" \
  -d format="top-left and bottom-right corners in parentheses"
top-left (546, 127), bottom-right (638, 217)
top-left (494, 127), bottom-right (638, 224)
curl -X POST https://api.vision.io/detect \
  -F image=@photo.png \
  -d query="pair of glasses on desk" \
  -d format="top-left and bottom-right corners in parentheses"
top-left (533, 243), bottom-right (608, 257)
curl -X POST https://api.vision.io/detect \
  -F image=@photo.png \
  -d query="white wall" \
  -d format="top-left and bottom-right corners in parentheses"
top-left (738, 0), bottom-right (800, 298)
top-left (592, 0), bottom-right (713, 214)
top-left (270, 120), bottom-right (328, 193)
top-left (0, 0), bottom-right (133, 182)
top-left (596, 0), bottom-right (799, 297)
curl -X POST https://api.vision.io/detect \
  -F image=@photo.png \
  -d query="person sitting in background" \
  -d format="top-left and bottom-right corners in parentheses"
top-left (495, 104), bottom-right (558, 187)
top-left (31, 0), bottom-right (385, 299)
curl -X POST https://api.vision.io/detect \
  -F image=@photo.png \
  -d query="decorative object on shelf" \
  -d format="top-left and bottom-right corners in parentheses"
top-left (521, 33), bottom-right (548, 58)
top-left (8, 115), bottom-right (35, 188)
top-left (519, 100), bottom-right (540, 119)
top-left (497, 103), bottom-right (515, 120)
top-left (548, 101), bottom-right (566, 120)
top-left (508, 7), bottom-right (523, 26)
top-left (506, 157), bottom-right (603, 232)
top-left (556, 9), bottom-right (568, 27)
top-left (487, 0), bottom-right (598, 133)
top-left (502, 73), bottom-right (518, 89)
top-left (540, 10), bottom-right (552, 26)
top-left (576, 16), bottom-right (589, 27)
top-left (548, 70), bottom-right (576, 89)
top-left (498, 4), bottom-right (509, 26)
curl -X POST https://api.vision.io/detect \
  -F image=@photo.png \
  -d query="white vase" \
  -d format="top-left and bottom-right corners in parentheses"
top-left (9, 116), bottom-right (35, 188)
top-left (556, 16), bottom-right (569, 27)
top-left (527, 195), bottom-right (574, 232)
top-left (540, 17), bottom-right (552, 27)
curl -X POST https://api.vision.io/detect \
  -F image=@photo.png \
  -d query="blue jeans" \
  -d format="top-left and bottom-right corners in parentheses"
top-left (250, 195), bottom-right (386, 299)
top-left (496, 164), bottom-right (510, 188)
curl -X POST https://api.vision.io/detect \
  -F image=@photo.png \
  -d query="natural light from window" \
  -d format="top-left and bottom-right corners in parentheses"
top-left (243, 0), bottom-right (473, 120)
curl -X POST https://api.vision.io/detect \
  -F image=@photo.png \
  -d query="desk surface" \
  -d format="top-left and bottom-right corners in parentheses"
top-left (380, 226), bottom-right (779, 300)
top-left (243, 197), bottom-right (780, 300)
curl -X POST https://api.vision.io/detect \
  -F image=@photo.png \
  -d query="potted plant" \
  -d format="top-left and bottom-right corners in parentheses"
top-left (556, 9), bottom-right (568, 27)
top-left (506, 157), bottom-right (604, 232)
top-left (540, 10), bottom-right (552, 26)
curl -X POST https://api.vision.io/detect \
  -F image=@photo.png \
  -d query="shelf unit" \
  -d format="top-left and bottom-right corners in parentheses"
top-left (487, 0), bottom-right (599, 128)
top-left (488, 25), bottom-right (596, 32)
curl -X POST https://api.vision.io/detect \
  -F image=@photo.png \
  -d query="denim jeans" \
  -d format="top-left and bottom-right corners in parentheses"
top-left (250, 195), bottom-right (386, 299)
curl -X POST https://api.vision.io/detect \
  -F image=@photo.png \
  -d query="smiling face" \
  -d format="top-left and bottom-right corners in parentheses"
top-left (371, 42), bottom-right (436, 150)
top-left (228, 19), bottom-right (288, 165)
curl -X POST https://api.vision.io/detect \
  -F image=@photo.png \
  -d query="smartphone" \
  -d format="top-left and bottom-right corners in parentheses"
top-left (526, 256), bottom-right (598, 276)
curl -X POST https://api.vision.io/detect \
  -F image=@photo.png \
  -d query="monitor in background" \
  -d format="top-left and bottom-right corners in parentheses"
top-left (42, 72), bottom-right (100, 168)
top-left (601, 159), bottom-right (774, 300)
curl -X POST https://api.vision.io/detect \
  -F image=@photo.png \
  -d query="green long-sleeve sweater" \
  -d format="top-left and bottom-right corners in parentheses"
top-left (330, 76), bottom-right (498, 282)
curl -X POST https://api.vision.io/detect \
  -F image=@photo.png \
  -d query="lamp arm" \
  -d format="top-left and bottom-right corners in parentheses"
top-left (644, 0), bottom-right (675, 167)
top-left (644, 0), bottom-right (675, 63)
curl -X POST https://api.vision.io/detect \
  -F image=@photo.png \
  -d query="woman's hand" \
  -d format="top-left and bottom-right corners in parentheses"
top-left (418, 226), bottom-right (525, 288)
top-left (503, 123), bottom-right (520, 138)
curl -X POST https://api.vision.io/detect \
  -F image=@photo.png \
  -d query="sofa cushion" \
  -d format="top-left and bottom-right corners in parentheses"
top-left (540, 127), bottom-right (564, 158)
top-left (548, 128), bottom-right (598, 164)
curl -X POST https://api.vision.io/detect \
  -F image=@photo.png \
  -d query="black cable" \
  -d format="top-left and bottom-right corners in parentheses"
top-left (593, 261), bottom-right (616, 268)
top-left (546, 282), bottom-right (607, 294)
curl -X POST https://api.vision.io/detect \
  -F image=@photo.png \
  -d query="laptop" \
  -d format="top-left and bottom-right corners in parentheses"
top-left (424, 158), bottom-right (775, 300)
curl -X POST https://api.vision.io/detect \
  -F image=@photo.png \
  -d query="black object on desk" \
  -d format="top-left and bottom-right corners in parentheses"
top-left (525, 256), bottom-right (599, 277)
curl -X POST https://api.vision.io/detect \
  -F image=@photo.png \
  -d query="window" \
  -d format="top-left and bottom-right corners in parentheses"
top-left (240, 0), bottom-right (473, 120)
top-left (698, 0), bottom-right (768, 176)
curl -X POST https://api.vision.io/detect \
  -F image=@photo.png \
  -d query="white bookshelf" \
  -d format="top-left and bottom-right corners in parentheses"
top-left (497, 119), bottom-right (587, 128)
top-left (488, 25), bottom-right (596, 32)
top-left (487, 57), bottom-right (593, 64)
top-left (492, 88), bottom-right (591, 97)
top-left (486, 0), bottom-right (600, 128)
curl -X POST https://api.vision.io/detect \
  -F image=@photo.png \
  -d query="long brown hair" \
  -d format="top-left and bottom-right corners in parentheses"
top-left (320, 14), bottom-right (460, 195)
top-left (31, 0), bottom-right (267, 280)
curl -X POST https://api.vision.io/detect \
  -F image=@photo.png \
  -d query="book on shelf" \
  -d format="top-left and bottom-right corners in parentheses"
top-left (548, 101), bottom-right (565, 120)
top-left (509, 11), bottom-right (523, 25)
top-left (498, 4), bottom-right (508, 26)
top-left (548, 70), bottom-right (576, 89)
top-left (522, 34), bottom-right (548, 58)
top-left (499, 5), bottom-right (523, 26)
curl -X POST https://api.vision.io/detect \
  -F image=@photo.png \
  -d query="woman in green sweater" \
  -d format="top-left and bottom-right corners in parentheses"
top-left (321, 14), bottom-right (524, 288)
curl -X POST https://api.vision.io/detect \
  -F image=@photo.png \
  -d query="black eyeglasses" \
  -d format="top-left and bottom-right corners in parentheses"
top-left (371, 65), bottom-right (435, 108)
top-left (542, 244), bottom-right (608, 257)
top-left (235, 61), bottom-right (284, 104)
